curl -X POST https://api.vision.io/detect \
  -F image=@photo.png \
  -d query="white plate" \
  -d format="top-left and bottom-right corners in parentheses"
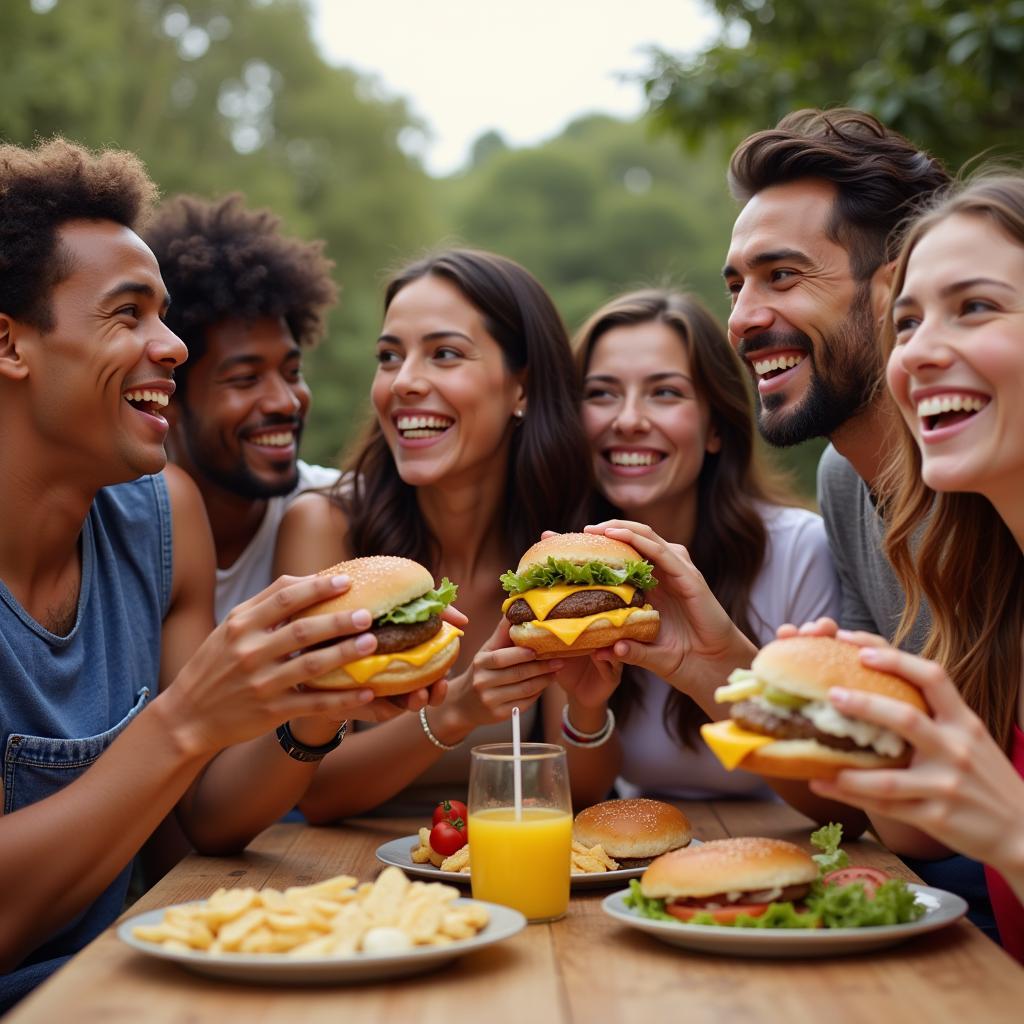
top-left (118, 898), bottom-right (525, 984)
top-left (375, 835), bottom-right (702, 890)
top-left (601, 884), bottom-right (967, 958)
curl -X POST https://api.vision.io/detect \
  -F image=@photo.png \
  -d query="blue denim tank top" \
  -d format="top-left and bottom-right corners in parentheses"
top-left (0, 474), bottom-right (172, 1009)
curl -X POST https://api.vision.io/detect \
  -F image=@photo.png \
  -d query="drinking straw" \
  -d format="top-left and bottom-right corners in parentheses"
top-left (512, 706), bottom-right (523, 821)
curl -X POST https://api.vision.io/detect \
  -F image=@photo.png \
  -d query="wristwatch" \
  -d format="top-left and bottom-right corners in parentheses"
top-left (275, 720), bottom-right (348, 763)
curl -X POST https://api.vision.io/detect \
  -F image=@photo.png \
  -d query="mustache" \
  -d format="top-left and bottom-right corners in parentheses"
top-left (242, 416), bottom-right (303, 436)
top-left (737, 331), bottom-right (813, 361)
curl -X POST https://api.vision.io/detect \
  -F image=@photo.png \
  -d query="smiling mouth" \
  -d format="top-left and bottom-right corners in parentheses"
top-left (750, 353), bottom-right (806, 380)
top-left (247, 430), bottom-right (296, 448)
top-left (395, 414), bottom-right (454, 440)
top-left (123, 389), bottom-right (170, 416)
top-left (917, 393), bottom-right (989, 432)
top-left (605, 449), bottom-right (665, 468)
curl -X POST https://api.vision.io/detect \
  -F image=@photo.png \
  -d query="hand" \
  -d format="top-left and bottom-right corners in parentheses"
top-left (775, 619), bottom-right (888, 649)
top-left (161, 572), bottom-right (413, 756)
top-left (810, 644), bottom-right (1024, 874)
top-left (583, 520), bottom-right (756, 699)
top-left (554, 652), bottom-right (621, 710)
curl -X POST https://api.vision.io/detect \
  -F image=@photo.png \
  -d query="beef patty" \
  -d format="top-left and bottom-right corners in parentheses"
top-left (504, 588), bottom-right (646, 625)
top-left (730, 700), bottom-right (867, 753)
top-left (371, 614), bottom-right (442, 654)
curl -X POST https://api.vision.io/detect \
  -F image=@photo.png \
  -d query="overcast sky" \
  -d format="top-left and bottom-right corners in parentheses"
top-left (310, 0), bottom-right (719, 176)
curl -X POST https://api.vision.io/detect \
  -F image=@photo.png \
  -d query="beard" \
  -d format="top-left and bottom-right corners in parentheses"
top-left (181, 413), bottom-right (302, 500)
top-left (741, 284), bottom-right (882, 448)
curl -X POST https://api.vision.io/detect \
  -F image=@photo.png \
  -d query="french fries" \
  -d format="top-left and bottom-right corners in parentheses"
top-left (410, 830), bottom-right (617, 875)
top-left (133, 867), bottom-right (488, 956)
top-left (571, 840), bottom-right (619, 874)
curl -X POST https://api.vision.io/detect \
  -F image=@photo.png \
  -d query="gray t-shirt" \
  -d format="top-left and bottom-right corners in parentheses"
top-left (817, 444), bottom-right (930, 651)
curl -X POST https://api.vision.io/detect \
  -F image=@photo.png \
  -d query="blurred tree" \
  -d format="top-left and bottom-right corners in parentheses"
top-left (642, 0), bottom-right (1024, 169)
top-left (0, 0), bottom-right (441, 465)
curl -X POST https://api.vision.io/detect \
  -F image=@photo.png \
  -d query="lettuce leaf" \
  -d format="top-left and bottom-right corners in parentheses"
top-left (810, 822), bottom-right (849, 875)
top-left (808, 877), bottom-right (924, 927)
top-left (623, 880), bottom-right (676, 921)
top-left (499, 557), bottom-right (657, 595)
top-left (377, 578), bottom-right (458, 625)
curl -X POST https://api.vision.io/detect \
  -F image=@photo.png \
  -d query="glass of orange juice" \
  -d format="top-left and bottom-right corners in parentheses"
top-left (468, 742), bottom-right (572, 922)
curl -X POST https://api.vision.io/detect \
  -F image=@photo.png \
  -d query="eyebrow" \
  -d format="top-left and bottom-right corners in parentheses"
top-left (377, 330), bottom-right (475, 345)
top-left (893, 277), bottom-right (1015, 308)
top-left (585, 371), bottom-right (694, 385)
top-left (101, 281), bottom-right (171, 313)
top-left (722, 248), bottom-right (813, 279)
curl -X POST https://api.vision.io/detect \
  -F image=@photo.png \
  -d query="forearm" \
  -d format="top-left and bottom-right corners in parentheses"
top-left (557, 699), bottom-right (622, 809)
top-left (0, 703), bottom-right (204, 970)
top-left (767, 781), bottom-right (868, 836)
top-left (869, 816), bottom-right (952, 860)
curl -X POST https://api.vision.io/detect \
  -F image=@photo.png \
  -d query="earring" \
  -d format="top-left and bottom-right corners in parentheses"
top-left (513, 409), bottom-right (525, 420)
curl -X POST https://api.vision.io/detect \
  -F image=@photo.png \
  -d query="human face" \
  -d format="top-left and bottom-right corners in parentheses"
top-left (724, 179), bottom-right (881, 446)
top-left (887, 213), bottom-right (1024, 502)
top-left (372, 274), bottom-right (524, 488)
top-left (582, 321), bottom-right (719, 517)
top-left (175, 317), bottom-right (310, 499)
top-left (16, 219), bottom-right (183, 482)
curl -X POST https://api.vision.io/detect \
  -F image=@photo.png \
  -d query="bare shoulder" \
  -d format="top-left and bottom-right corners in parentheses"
top-left (276, 491), bottom-right (350, 576)
top-left (162, 463), bottom-right (208, 525)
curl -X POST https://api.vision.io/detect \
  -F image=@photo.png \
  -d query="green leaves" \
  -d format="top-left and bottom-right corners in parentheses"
top-left (378, 578), bottom-right (458, 625)
top-left (807, 878), bottom-right (925, 928)
top-left (810, 823), bottom-right (850, 875)
top-left (623, 880), bottom-right (676, 921)
top-left (499, 558), bottom-right (657, 595)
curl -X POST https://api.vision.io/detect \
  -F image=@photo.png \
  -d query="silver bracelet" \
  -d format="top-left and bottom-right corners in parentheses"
top-left (561, 704), bottom-right (615, 747)
top-left (419, 707), bottom-right (460, 751)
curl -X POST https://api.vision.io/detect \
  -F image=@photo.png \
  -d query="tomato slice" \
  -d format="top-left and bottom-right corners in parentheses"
top-left (666, 902), bottom-right (771, 924)
top-left (823, 866), bottom-right (890, 897)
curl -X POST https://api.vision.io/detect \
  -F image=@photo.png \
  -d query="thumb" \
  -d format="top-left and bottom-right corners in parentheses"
top-left (607, 638), bottom-right (656, 670)
top-left (481, 616), bottom-right (513, 652)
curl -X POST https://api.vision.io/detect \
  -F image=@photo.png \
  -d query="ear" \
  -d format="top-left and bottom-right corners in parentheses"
top-left (705, 421), bottom-right (722, 455)
top-left (513, 372), bottom-right (527, 417)
top-left (0, 314), bottom-right (30, 381)
top-left (869, 260), bottom-right (896, 325)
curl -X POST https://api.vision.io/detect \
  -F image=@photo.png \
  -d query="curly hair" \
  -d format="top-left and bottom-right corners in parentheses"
top-left (729, 108), bottom-right (951, 280)
top-left (0, 137), bottom-right (158, 331)
top-left (144, 194), bottom-right (337, 395)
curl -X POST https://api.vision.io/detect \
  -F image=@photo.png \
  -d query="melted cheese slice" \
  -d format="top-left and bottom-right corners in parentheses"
top-left (700, 719), bottom-right (773, 770)
top-left (528, 604), bottom-right (649, 646)
top-left (501, 583), bottom-right (636, 619)
top-left (344, 621), bottom-right (464, 684)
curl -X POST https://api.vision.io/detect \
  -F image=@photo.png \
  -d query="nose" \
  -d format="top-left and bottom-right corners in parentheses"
top-left (259, 371), bottom-right (304, 417)
top-left (612, 392), bottom-right (649, 435)
top-left (727, 284), bottom-right (774, 348)
top-left (390, 352), bottom-right (429, 398)
top-left (893, 316), bottom-right (955, 377)
top-left (151, 321), bottom-right (188, 369)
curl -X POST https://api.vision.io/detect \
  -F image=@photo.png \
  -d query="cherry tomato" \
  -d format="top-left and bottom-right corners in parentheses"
top-left (432, 799), bottom-right (469, 828)
top-left (823, 866), bottom-right (890, 897)
top-left (430, 818), bottom-right (468, 856)
top-left (666, 902), bottom-right (771, 924)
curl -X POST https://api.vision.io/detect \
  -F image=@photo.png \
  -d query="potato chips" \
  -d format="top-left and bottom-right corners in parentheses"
top-left (132, 867), bottom-right (489, 956)
top-left (409, 830), bottom-right (617, 875)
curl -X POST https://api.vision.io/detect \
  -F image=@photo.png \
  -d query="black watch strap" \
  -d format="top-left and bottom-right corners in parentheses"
top-left (275, 720), bottom-right (348, 763)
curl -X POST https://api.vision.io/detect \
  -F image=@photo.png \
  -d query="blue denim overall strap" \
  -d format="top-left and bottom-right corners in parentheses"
top-left (0, 474), bottom-right (172, 1011)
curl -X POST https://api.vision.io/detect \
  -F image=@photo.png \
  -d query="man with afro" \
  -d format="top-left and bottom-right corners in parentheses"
top-left (145, 194), bottom-right (340, 621)
top-left (0, 140), bottom-right (435, 1009)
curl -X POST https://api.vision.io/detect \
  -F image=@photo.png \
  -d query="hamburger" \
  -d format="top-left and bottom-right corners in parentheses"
top-left (294, 556), bottom-right (462, 695)
top-left (638, 836), bottom-right (819, 924)
top-left (573, 798), bottom-right (692, 868)
top-left (500, 533), bottom-right (660, 659)
top-left (700, 636), bottom-right (928, 780)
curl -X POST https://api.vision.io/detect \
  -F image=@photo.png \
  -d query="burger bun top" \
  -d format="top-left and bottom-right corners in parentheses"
top-left (294, 556), bottom-right (435, 621)
top-left (573, 798), bottom-right (691, 859)
top-left (752, 636), bottom-right (928, 713)
top-left (515, 532), bottom-right (643, 575)
top-left (640, 836), bottom-right (818, 900)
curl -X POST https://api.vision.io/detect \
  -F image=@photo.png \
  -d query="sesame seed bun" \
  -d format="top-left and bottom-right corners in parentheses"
top-left (514, 532), bottom-right (644, 573)
top-left (573, 799), bottom-right (692, 861)
top-left (509, 607), bottom-right (660, 660)
top-left (640, 837), bottom-right (818, 900)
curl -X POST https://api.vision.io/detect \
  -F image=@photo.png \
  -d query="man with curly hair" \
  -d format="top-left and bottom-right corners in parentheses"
top-left (145, 195), bottom-right (340, 621)
top-left (0, 139), bottom-right (440, 1009)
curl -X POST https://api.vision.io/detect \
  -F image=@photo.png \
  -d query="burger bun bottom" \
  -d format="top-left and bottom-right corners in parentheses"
top-left (740, 738), bottom-right (910, 781)
top-left (510, 608), bottom-right (660, 660)
top-left (303, 634), bottom-right (460, 697)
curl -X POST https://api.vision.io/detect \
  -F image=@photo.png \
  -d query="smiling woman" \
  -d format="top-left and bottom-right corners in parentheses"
top-left (273, 248), bottom-right (593, 818)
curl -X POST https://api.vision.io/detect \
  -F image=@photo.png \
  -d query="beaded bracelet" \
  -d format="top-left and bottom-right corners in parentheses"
top-left (561, 704), bottom-right (615, 748)
top-left (419, 707), bottom-right (460, 751)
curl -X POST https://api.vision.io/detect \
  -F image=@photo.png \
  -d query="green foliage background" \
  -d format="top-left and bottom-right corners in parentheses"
top-left (3, 0), bottom-right (1021, 499)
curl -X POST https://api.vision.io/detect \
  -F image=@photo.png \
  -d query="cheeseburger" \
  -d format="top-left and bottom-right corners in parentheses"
top-left (573, 799), bottom-right (692, 868)
top-left (295, 556), bottom-right (462, 695)
top-left (500, 533), bottom-right (660, 659)
top-left (639, 837), bottom-right (818, 924)
top-left (701, 636), bottom-right (928, 780)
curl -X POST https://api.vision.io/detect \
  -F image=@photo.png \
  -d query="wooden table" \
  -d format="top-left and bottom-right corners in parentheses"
top-left (10, 800), bottom-right (1024, 1023)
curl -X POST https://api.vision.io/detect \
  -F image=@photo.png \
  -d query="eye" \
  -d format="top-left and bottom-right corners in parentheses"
top-left (770, 268), bottom-right (796, 284)
top-left (962, 298), bottom-right (997, 316)
top-left (376, 348), bottom-right (401, 366)
top-left (115, 304), bottom-right (141, 320)
top-left (583, 385), bottom-right (615, 401)
top-left (724, 279), bottom-right (742, 298)
top-left (225, 375), bottom-right (258, 387)
top-left (652, 386), bottom-right (685, 399)
top-left (893, 315), bottom-right (920, 340)
top-left (432, 346), bottom-right (464, 362)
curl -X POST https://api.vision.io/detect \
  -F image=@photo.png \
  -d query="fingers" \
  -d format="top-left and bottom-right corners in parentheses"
top-left (442, 604), bottom-right (469, 628)
top-left (857, 646), bottom-right (965, 719)
top-left (834, 627), bottom-right (886, 647)
top-left (236, 572), bottom-right (354, 632)
top-left (791, 616), bottom-right (840, 637)
top-left (273, 631), bottom-right (379, 690)
top-left (775, 623), bottom-right (800, 639)
top-left (827, 686), bottom-right (942, 750)
top-left (479, 616), bottom-right (514, 652)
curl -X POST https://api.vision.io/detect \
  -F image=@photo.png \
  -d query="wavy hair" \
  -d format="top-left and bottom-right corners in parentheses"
top-left (880, 173), bottom-right (1024, 750)
top-left (574, 289), bottom-right (796, 746)
top-left (340, 248), bottom-right (592, 566)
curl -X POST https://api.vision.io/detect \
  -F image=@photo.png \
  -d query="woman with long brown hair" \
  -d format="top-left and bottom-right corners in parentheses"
top-left (273, 248), bottom-right (592, 817)
top-left (555, 289), bottom-right (841, 806)
top-left (804, 174), bottom-right (1024, 960)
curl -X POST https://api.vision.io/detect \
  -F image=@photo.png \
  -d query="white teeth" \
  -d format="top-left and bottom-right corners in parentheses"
top-left (396, 415), bottom-right (453, 432)
top-left (124, 389), bottom-right (169, 407)
top-left (752, 354), bottom-right (805, 376)
top-left (250, 432), bottom-right (294, 447)
top-left (916, 394), bottom-right (987, 418)
top-left (609, 451), bottom-right (660, 466)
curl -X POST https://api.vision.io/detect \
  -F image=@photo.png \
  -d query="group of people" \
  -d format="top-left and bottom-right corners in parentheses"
top-left (2, 105), bottom-right (1023, 1007)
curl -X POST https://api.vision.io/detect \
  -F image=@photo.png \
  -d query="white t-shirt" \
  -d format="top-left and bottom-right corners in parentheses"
top-left (214, 461), bottom-right (341, 623)
top-left (616, 504), bottom-right (841, 802)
